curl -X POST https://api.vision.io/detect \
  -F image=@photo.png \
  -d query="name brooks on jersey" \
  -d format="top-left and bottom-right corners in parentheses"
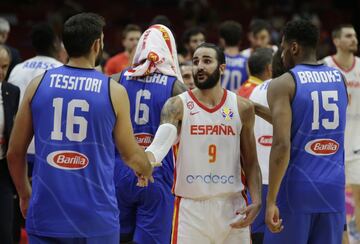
top-left (49, 73), bottom-right (102, 93)
top-left (297, 69), bottom-right (342, 84)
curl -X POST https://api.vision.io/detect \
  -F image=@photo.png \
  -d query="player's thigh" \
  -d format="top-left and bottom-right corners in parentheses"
top-left (263, 212), bottom-right (311, 244)
top-left (309, 212), bottom-right (344, 244)
top-left (223, 227), bottom-right (251, 244)
top-left (134, 180), bottom-right (174, 244)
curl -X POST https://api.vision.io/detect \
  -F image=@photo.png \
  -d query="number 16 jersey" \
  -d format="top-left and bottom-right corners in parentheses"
top-left (174, 89), bottom-right (245, 199)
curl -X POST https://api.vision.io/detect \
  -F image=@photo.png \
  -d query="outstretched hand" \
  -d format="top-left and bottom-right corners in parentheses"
top-left (230, 202), bottom-right (261, 228)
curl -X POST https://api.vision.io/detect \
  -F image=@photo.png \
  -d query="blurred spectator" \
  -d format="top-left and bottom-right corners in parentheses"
top-left (0, 45), bottom-right (20, 244)
top-left (0, 18), bottom-right (21, 80)
top-left (238, 47), bottom-right (273, 98)
top-left (180, 63), bottom-right (195, 89)
top-left (219, 20), bottom-right (249, 91)
top-left (179, 26), bottom-right (206, 64)
top-left (104, 24), bottom-right (141, 75)
top-left (241, 19), bottom-right (278, 58)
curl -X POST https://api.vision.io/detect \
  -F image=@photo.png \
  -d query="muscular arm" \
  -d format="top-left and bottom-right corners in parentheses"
top-left (110, 80), bottom-right (152, 176)
top-left (171, 80), bottom-right (188, 97)
top-left (253, 101), bottom-right (272, 124)
top-left (238, 97), bottom-right (262, 205)
top-left (266, 73), bottom-right (294, 204)
top-left (7, 74), bottom-right (43, 200)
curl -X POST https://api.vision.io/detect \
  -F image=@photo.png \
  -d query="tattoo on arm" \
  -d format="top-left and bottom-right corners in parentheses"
top-left (172, 80), bottom-right (188, 97)
top-left (160, 97), bottom-right (183, 128)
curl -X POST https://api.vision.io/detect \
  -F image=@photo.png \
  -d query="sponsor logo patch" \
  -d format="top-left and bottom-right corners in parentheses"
top-left (187, 101), bottom-right (194, 110)
top-left (258, 135), bottom-right (272, 146)
top-left (135, 133), bottom-right (154, 148)
top-left (304, 138), bottom-right (339, 156)
top-left (47, 151), bottom-right (89, 170)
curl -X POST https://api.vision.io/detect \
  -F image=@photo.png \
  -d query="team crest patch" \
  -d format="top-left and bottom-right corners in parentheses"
top-left (221, 106), bottom-right (233, 121)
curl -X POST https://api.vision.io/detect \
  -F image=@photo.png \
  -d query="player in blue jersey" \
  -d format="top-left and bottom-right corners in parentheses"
top-left (6, 13), bottom-right (153, 244)
top-left (111, 25), bottom-right (187, 244)
top-left (264, 20), bottom-right (348, 244)
top-left (219, 20), bottom-right (249, 92)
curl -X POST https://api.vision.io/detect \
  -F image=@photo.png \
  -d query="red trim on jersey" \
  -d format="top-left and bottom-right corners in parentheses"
top-left (331, 55), bottom-right (356, 73)
top-left (171, 143), bottom-right (179, 193)
top-left (188, 89), bottom-right (228, 113)
top-left (171, 196), bottom-right (181, 244)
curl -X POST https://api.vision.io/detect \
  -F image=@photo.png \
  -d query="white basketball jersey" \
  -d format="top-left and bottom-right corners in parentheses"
top-left (8, 55), bottom-right (63, 154)
top-left (249, 80), bottom-right (272, 185)
top-left (323, 56), bottom-right (360, 161)
top-left (174, 90), bottom-right (244, 199)
top-left (240, 45), bottom-right (278, 58)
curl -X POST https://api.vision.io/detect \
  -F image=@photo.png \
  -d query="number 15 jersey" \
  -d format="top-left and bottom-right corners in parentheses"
top-left (174, 89), bottom-right (245, 199)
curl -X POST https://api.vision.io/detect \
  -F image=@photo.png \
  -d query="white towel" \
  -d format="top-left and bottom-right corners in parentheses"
top-left (124, 24), bottom-right (183, 83)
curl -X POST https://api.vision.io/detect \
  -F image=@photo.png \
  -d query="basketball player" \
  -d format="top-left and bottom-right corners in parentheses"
top-left (7, 13), bottom-right (153, 243)
top-left (8, 23), bottom-right (64, 176)
top-left (247, 48), bottom-right (285, 244)
top-left (145, 42), bottom-right (262, 244)
top-left (322, 24), bottom-right (360, 241)
top-left (264, 20), bottom-right (348, 244)
top-left (219, 20), bottom-right (249, 91)
top-left (237, 47), bottom-right (273, 98)
top-left (112, 25), bottom-right (187, 244)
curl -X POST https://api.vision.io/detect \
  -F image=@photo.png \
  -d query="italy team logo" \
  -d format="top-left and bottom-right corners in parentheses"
top-left (221, 107), bottom-right (233, 121)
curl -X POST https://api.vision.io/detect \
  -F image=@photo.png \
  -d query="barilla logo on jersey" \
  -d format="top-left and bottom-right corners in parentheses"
top-left (190, 124), bottom-right (236, 135)
top-left (304, 139), bottom-right (339, 156)
top-left (258, 135), bottom-right (272, 146)
top-left (221, 106), bottom-right (234, 121)
top-left (135, 133), bottom-right (153, 148)
top-left (46, 151), bottom-right (89, 170)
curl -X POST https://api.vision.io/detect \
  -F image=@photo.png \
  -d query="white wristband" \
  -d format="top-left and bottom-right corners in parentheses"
top-left (145, 123), bottom-right (178, 163)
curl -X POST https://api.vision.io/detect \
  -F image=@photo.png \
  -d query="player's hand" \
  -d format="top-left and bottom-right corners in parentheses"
top-left (265, 202), bottom-right (284, 233)
top-left (230, 202), bottom-right (261, 228)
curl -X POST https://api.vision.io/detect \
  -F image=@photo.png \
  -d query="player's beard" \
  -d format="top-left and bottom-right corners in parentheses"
top-left (193, 67), bottom-right (220, 90)
top-left (95, 47), bottom-right (103, 67)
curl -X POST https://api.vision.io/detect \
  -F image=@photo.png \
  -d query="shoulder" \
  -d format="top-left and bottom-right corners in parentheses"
top-left (236, 95), bottom-right (255, 124)
top-left (321, 56), bottom-right (332, 65)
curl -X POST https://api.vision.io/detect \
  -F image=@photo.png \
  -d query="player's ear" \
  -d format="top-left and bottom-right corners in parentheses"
top-left (93, 38), bottom-right (101, 54)
top-left (333, 38), bottom-right (340, 47)
top-left (219, 38), bottom-right (225, 48)
top-left (219, 63), bottom-right (226, 75)
top-left (290, 41), bottom-right (299, 56)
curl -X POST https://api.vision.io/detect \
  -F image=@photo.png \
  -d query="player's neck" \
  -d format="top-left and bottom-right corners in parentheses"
top-left (334, 51), bottom-right (354, 70)
top-left (224, 46), bottom-right (240, 56)
top-left (67, 57), bottom-right (95, 69)
top-left (193, 83), bottom-right (224, 108)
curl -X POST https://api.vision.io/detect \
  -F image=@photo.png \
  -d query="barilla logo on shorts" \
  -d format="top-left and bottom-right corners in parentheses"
top-left (47, 151), bottom-right (89, 170)
top-left (304, 139), bottom-right (339, 156)
top-left (135, 133), bottom-right (153, 148)
top-left (258, 135), bottom-right (272, 146)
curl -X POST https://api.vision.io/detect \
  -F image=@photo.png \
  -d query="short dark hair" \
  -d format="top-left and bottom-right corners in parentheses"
top-left (248, 48), bottom-right (273, 76)
top-left (283, 19), bottom-right (319, 49)
top-left (249, 19), bottom-right (271, 36)
top-left (63, 13), bottom-right (105, 58)
top-left (219, 20), bottom-right (243, 46)
top-left (31, 23), bottom-right (57, 55)
top-left (194, 42), bottom-right (225, 65)
top-left (150, 15), bottom-right (172, 29)
top-left (122, 24), bottom-right (141, 39)
top-left (271, 47), bottom-right (286, 78)
top-left (332, 24), bottom-right (355, 39)
top-left (182, 26), bottom-right (206, 44)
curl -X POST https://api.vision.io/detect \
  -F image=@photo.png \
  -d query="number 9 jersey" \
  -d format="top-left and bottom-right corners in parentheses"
top-left (281, 64), bottom-right (348, 213)
top-left (174, 89), bottom-right (245, 199)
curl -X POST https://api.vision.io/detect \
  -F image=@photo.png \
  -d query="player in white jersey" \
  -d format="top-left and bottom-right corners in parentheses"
top-left (322, 24), bottom-right (360, 242)
top-left (7, 23), bottom-right (63, 169)
top-left (143, 43), bottom-right (262, 244)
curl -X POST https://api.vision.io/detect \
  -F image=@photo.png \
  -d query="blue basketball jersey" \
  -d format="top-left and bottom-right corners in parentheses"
top-left (28, 65), bottom-right (119, 237)
top-left (114, 72), bottom-right (177, 185)
top-left (277, 64), bottom-right (347, 213)
top-left (221, 54), bottom-right (248, 92)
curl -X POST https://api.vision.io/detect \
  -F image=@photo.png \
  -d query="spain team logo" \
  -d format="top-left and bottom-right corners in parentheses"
top-left (221, 106), bottom-right (233, 121)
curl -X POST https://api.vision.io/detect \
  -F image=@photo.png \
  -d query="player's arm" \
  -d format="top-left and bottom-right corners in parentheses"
top-left (145, 96), bottom-right (183, 163)
top-left (7, 74), bottom-right (43, 218)
top-left (231, 97), bottom-right (262, 228)
top-left (265, 72), bottom-right (294, 232)
top-left (110, 79), bottom-right (153, 177)
top-left (253, 101), bottom-right (272, 124)
top-left (171, 80), bottom-right (188, 97)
